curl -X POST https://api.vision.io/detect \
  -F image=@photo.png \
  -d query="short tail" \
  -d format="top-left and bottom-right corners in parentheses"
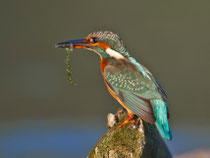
top-left (150, 99), bottom-right (172, 141)
top-left (155, 121), bottom-right (172, 140)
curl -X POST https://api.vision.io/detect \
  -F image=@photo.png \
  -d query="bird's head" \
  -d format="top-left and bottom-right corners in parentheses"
top-left (56, 31), bottom-right (130, 59)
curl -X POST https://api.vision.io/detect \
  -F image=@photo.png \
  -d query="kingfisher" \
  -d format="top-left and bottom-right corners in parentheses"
top-left (56, 31), bottom-right (172, 140)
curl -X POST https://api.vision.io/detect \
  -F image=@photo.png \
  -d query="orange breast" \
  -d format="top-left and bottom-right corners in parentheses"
top-left (100, 58), bottom-right (108, 73)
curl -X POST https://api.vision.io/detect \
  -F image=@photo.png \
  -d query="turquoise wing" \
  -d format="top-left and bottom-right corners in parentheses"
top-left (104, 59), bottom-right (172, 140)
top-left (104, 60), bottom-right (162, 100)
top-left (129, 57), bottom-right (167, 100)
top-left (104, 62), bottom-right (159, 123)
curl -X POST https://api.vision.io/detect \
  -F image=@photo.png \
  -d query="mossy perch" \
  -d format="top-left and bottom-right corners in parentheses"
top-left (88, 108), bottom-right (172, 158)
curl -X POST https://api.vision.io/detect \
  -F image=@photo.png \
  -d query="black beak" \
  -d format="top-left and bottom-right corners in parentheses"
top-left (55, 38), bottom-right (89, 49)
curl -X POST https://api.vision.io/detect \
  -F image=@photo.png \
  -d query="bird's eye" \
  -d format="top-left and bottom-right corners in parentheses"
top-left (92, 37), bottom-right (98, 43)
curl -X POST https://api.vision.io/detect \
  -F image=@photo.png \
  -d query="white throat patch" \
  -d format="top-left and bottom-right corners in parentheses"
top-left (106, 48), bottom-right (125, 59)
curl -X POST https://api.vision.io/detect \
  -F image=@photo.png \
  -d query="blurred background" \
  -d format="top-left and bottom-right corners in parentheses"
top-left (1, 0), bottom-right (210, 157)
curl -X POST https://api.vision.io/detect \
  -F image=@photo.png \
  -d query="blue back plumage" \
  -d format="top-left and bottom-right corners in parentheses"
top-left (150, 100), bottom-right (172, 140)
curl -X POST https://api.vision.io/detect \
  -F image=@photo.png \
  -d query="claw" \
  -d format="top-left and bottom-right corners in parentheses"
top-left (117, 114), bottom-right (135, 128)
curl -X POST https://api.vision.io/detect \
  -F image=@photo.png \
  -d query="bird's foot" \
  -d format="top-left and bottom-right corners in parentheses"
top-left (117, 114), bottom-right (135, 128)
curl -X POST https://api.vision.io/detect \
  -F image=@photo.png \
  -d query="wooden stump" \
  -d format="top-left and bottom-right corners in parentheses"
top-left (88, 108), bottom-right (172, 158)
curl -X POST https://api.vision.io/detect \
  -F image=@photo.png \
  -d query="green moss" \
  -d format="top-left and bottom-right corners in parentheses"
top-left (65, 48), bottom-right (73, 84)
top-left (88, 148), bottom-right (95, 158)
top-left (88, 122), bottom-right (145, 158)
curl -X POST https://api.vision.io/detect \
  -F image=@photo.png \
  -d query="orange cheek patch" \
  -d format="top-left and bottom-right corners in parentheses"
top-left (97, 42), bottom-right (110, 50)
top-left (89, 42), bottom-right (110, 50)
top-left (85, 37), bottom-right (110, 50)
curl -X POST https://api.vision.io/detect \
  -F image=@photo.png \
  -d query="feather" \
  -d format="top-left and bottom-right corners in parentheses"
top-left (105, 81), bottom-right (155, 123)
top-left (121, 91), bottom-right (155, 123)
top-left (150, 99), bottom-right (172, 140)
